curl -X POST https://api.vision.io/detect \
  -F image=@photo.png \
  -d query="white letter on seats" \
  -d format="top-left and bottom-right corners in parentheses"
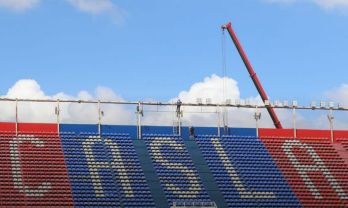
top-left (104, 138), bottom-right (134, 197)
top-left (212, 138), bottom-right (275, 199)
top-left (83, 136), bottom-right (110, 197)
top-left (283, 140), bottom-right (348, 200)
top-left (150, 139), bottom-right (201, 198)
top-left (10, 136), bottom-right (52, 197)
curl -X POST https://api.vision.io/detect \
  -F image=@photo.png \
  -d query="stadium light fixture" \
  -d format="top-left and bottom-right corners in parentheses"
top-left (196, 98), bottom-right (203, 104)
top-left (329, 101), bottom-right (334, 109)
top-left (338, 103), bottom-right (343, 109)
top-left (235, 99), bottom-right (240, 106)
top-left (274, 100), bottom-right (282, 107)
top-left (320, 101), bottom-right (326, 109)
top-left (292, 100), bottom-right (298, 107)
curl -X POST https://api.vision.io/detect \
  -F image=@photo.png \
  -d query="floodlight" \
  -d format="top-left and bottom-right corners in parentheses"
top-left (329, 102), bottom-right (334, 108)
top-left (274, 100), bottom-right (282, 107)
top-left (320, 101), bottom-right (326, 108)
top-left (292, 100), bottom-right (298, 107)
top-left (196, 98), bottom-right (202, 104)
top-left (235, 99), bottom-right (240, 105)
top-left (254, 112), bottom-right (261, 120)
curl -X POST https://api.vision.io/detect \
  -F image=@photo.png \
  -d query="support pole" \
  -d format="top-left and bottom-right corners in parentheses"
top-left (254, 106), bottom-right (261, 137)
top-left (293, 107), bottom-right (297, 138)
top-left (56, 99), bottom-right (60, 133)
top-left (328, 110), bottom-right (334, 143)
top-left (98, 100), bottom-right (102, 137)
top-left (15, 99), bottom-right (18, 136)
top-left (176, 100), bottom-right (182, 136)
top-left (217, 106), bottom-right (221, 137)
top-left (178, 114), bottom-right (182, 136)
top-left (136, 102), bottom-right (143, 140)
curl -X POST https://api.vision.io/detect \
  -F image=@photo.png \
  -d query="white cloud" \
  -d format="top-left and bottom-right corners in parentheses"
top-left (0, 79), bottom-right (133, 124)
top-left (66, 0), bottom-right (127, 24)
top-left (265, 0), bottom-right (348, 11)
top-left (0, 0), bottom-right (40, 11)
top-left (0, 0), bottom-right (127, 23)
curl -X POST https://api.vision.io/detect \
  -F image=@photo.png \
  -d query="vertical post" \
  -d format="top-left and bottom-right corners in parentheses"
top-left (217, 105), bottom-right (221, 137)
top-left (15, 99), bottom-right (18, 136)
top-left (176, 100), bottom-right (182, 136)
top-left (178, 113), bottom-right (182, 136)
top-left (56, 99), bottom-right (60, 133)
top-left (328, 109), bottom-right (334, 143)
top-left (254, 106), bottom-right (261, 137)
top-left (98, 100), bottom-right (101, 137)
top-left (136, 102), bottom-right (142, 140)
top-left (293, 107), bottom-right (297, 138)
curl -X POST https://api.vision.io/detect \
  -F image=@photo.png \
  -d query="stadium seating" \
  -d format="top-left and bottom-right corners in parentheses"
top-left (261, 137), bottom-right (348, 207)
top-left (0, 132), bottom-right (73, 207)
top-left (61, 133), bottom-right (154, 207)
top-left (143, 134), bottom-right (214, 207)
top-left (196, 135), bottom-right (300, 207)
top-left (2, 123), bottom-right (348, 207)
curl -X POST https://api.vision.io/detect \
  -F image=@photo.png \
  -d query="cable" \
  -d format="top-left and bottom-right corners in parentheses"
top-left (221, 28), bottom-right (228, 128)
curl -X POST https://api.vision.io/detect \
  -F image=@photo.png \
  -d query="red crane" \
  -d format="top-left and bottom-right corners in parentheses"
top-left (222, 22), bottom-right (283, 129)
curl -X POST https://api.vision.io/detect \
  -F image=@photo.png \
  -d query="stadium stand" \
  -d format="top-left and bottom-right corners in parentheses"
top-left (2, 122), bottom-right (348, 207)
top-left (196, 135), bottom-right (300, 207)
top-left (61, 133), bottom-right (154, 207)
top-left (143, 134), bottom-right (215, 207)
top-left (0, 132), bottom-right (73, 207)
top-left (261, 137), bottom-right (348, 207)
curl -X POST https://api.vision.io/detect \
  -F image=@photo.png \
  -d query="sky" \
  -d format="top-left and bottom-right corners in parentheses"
top-left (0, 0), bottom-right (348, 129)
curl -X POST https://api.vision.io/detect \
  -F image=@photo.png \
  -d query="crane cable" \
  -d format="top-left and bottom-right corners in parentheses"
top-left (221, 28), bottom-right (228, 128)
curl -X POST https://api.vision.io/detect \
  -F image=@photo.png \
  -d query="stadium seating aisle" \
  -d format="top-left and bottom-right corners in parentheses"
top-left (143, 134), bottom-right (214, 207)
top-left (103, 133), bottom-right (155, 207)
top-left (261, 137), bottom-right (348, 207)
top-left (61, 132), bottom-right (155, 207)
top-left (196, 135), bottom-right (300, 208)
top-left (0, 132), bottom-right (74, 207)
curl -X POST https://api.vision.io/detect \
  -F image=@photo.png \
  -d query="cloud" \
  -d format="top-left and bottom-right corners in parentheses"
top-left (0, 79), bottom-right (133, 124)
top-left (0, 0), bottom-right (40, 11)
top-left (0, 0), bottom-right (127, 23)
top-left (264, 0), bottom-right (348, 11)
top-left (66, 0), bottom-right (127, 24)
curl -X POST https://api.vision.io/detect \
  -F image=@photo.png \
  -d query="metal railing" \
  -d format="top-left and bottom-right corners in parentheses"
top-left (0, 97), bottom-right (346, 141)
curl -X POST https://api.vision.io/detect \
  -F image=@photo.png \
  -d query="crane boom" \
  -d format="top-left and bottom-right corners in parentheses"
top-left (222, 22), bottom-right (283, 129)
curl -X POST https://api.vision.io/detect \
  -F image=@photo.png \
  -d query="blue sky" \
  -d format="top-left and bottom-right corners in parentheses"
top-left (1, 0), bottom-right (348, 104)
